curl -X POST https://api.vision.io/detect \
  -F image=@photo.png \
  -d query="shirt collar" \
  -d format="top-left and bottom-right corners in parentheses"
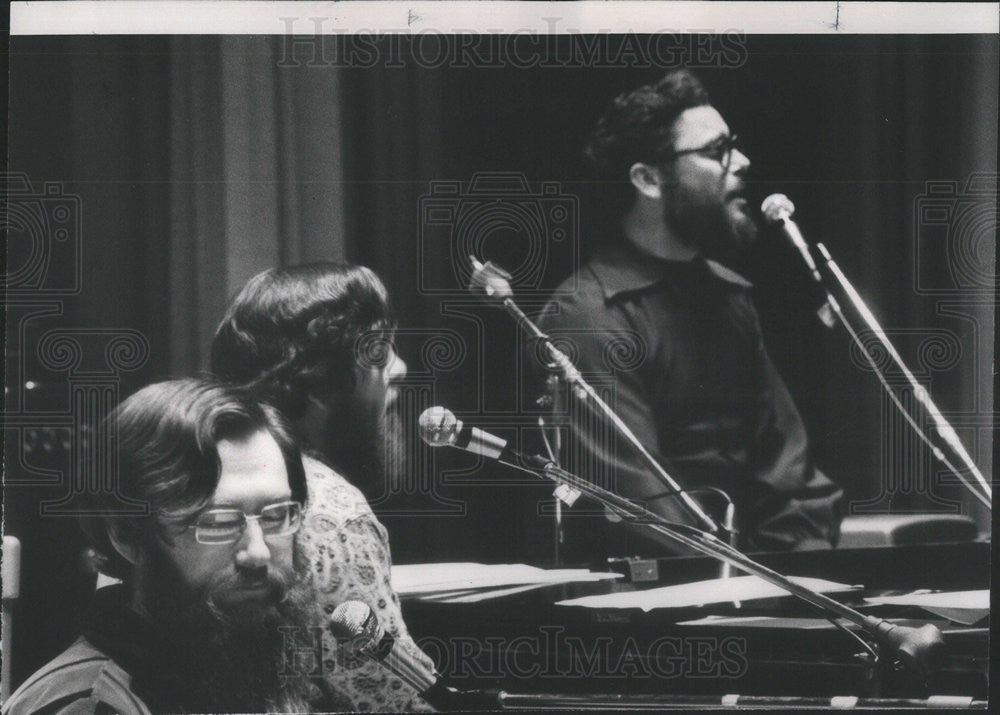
top-left (589, 241), bottom-right (753, 300)
top-left (83, 584), bottom-right (156, 679)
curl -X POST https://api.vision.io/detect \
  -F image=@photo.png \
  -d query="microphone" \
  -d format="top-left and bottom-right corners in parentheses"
top-left (761, 193), bottom-right (819, 276)
top-left (330, 600), bottom-right (503, 711)
top-left (418, 406), bottom-right (550, 470)
top-left (761, 193), bottom-right (837, 328)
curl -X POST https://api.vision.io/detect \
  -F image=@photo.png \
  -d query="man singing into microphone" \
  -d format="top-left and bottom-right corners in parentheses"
top-left (538, 70), bottom-right (843, 559)
top-left (3, 379), bottom-right (334, 714)
top-left (210, 263), bottom-right (433, 711)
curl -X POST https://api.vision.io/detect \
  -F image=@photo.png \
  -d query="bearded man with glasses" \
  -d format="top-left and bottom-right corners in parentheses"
top-left (536, 70), bottom-right (843, 561)
top-left (210, 263), bottom-right (434, 711)
top-left (3, 379), bottom-right (344, 714)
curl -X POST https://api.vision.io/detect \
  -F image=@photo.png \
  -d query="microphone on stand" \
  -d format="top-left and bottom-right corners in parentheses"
top-left (465, 255), bottom-right (722, 534)
top-left (418, 406), bottom-right (732, 528)
top-left (761, 193), bottom-right (990, 509)
top-left (761, 193), bottom-right (838, 328)
top-left (417, 410), bottom-right (948, 679)
top-left (418, 405), bottom-right (551, 471)
top-left (329, 601), bottom-right (503, 711)
top-left (761, 193), bottom-right (820, 278)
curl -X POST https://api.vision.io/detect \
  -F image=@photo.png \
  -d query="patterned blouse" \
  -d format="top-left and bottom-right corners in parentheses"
top-left (297, 455), bottom-right (434, 712)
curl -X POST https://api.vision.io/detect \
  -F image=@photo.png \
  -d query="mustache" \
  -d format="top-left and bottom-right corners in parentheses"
top-left (203, 561), bottom-right (305, 615)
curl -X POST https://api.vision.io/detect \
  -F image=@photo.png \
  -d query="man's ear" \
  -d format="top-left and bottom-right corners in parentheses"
top-left (106, 520), bottom-right (142, 567)
top-left (629, 162), bottom-right (664, 200)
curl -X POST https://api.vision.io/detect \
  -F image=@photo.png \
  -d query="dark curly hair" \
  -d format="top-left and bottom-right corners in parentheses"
top-left (209, 263), bottom-right (394, 422)
top-left (78, 378), bottom-right (306, 580)
top-left (583, 70), bottom-right (711, 225)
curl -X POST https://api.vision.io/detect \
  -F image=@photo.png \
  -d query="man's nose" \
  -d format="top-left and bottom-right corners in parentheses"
top-left (388, 352), bottom-right (407, 383)
top-left (730, 148), bottom-right (751, 176)
top-left (235, 519), bottom-right (271, 570)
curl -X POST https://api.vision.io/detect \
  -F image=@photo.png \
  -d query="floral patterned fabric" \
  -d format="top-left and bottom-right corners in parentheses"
top-left (297, 454), bottom-right (435, 712)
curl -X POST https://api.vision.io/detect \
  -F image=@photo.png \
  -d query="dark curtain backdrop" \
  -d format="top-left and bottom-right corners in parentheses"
top-left (5, 33), bottom-right (996, 685)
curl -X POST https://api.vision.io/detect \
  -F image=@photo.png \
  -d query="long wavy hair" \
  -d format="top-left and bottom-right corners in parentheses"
top-left (78, 378), bottom-right (306, 580)
top-left (210, 262), bottom-right (395, 423)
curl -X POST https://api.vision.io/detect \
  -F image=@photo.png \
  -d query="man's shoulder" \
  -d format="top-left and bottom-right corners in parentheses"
top-left (300, 454), bottom-right (378, 524)
top-left (548, 261), bottom-right (605, 304)
top-left (3, 638), bottom-right (151, 715)
top-left (540, 262), bottom-right (611, 327)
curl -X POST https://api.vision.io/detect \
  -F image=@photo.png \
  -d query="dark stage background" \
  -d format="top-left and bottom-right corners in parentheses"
top-left (5, 34), bottom-right (996, 687)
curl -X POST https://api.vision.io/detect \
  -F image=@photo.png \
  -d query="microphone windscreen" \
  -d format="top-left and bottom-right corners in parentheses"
top-left (330, 601), bottom-right (383, 650)
top-left (418, 406), bottom-right (461, 447)
top-left (761, 193), bottom-right (795, 224)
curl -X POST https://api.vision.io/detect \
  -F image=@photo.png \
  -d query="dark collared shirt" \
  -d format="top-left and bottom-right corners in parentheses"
top-left (2, 586), bottom-right (154, 715)
top-left (537, 242), bottom-right (843, 557)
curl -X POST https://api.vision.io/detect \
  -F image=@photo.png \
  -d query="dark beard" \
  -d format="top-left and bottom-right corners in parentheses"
top-left (663, 182), bottom-right (758, 266)
top-left (320, 393), bottom-right (406, 505)
top-left (134, 547), bottom-right (322, 713)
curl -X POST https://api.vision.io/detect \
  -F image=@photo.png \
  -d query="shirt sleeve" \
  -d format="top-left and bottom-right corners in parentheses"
top-left (298, 458), bottom-right (435, 712)
top-left (1, 650), bottom-right (153, 715)
top-left (743, 345), bottom-right (844, 551)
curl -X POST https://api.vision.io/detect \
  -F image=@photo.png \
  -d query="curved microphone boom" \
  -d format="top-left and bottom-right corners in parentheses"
top-left (761, 194), bottom-right (990, 509)
top-left (418, 408), bottom-right (948, 678)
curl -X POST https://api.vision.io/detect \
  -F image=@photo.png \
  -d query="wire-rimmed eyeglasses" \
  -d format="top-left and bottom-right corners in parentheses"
top-left (189, 500), bottom-right (303, 545)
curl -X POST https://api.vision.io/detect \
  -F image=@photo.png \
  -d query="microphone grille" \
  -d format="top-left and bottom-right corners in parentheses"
top-left (418, 406), bottom-right (460, 447)
top-left (330, 600), bottom-right (383, 649)
top-left (468, 257), bottom-right (514, 300)
top-left (761, 193), bottom-right (795, 224)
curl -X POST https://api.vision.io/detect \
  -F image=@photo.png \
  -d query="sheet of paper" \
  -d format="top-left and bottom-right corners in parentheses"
top-left (555, 575), bottom-right (857, 612)
top-left (864, 590), bottom-right (989, 625)
top-left (392, 562), bottom-right (621, 596)
top-left (676, 615), bottom-right (853, 629)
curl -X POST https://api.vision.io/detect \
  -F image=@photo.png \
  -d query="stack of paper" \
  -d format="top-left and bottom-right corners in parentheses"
top-left (392, 562), bottom-right (622, 603)
top-left (864, 590), bottom-right (989, 625)
top-left (555, 575), bottom-right (858, 612)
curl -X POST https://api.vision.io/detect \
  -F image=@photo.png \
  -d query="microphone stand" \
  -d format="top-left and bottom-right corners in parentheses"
top-left (810, 242), bottom-right (991, 509)
top-left (499, 452), bottom-right (946, 680)
top-left (467, 257), bottom-right (721, 536)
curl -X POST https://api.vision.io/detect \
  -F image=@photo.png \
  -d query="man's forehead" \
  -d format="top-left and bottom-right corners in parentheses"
top-left (671, 105), bottom-right (730, 147)
top-left (212, 430), bottom-right (291, 505)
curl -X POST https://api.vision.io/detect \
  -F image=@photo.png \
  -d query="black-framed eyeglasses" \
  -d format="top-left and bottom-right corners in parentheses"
top-left (190, 500), bottom-right (303, 545)
top-left (662, 133), bottom-right (741, 171)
